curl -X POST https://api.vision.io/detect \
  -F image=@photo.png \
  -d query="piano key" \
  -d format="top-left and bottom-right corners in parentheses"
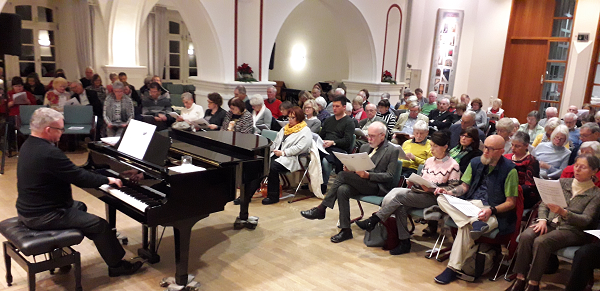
top-left (100, 184), bottom-right (149, 213)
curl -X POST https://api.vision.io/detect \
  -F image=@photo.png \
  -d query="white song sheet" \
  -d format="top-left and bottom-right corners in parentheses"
top-left (117, 119), bottom-right (157, 159)
top-left (407, 173), bottom-right (436, 189)
top-left (533, 177), bottom-right (567, 208)
top-left (443, 194), bottom-right (482, 217)
top-left (12, 92), bottom-right (29, 105)
top-left (333, 152), bottom-right (375, 172)
top-left (584, 230), bottom-right (600, 239)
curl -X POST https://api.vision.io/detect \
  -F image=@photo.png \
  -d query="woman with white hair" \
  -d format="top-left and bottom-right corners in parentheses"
top-left (345, 103), bottom-right (359, 128)
top-left (103, 81), bottom-right (135, 137)
top-left (561, 141), bottom-right (600, 187)
top-left (43, 77), bottom-right (71, 112)
top-left (249, 94), bottom-right (272, 133)
top-left (303, 99), bottom-right (321, 133)
top-left (533, 124), bottom-right (571, 179)
top-left (532, 117), bottom-right (569, 149)
top-left (487, 98), bottom-right (504, 124)
top-left (172, 93), bottom-right (204, 130)
top-left (400, 120), bottom-right (432, 177)
top-left (351, 96), bottom-right (367, 121)
top-left (315, 96), bottom-right (330, 122)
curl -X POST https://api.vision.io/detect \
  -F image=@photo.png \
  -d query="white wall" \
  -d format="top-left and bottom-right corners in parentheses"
top-left (406, 0), bottom-right (511, 108)
top-left (268, 0), bottom-right (349, 91)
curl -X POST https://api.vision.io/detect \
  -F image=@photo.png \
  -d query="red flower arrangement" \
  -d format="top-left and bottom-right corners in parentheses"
top-left (237, 63), bottom-right (254, 75)
top-left (382, 70), bottom-right (396, 84)
top-left (382, 70), bottom-right (392, 79)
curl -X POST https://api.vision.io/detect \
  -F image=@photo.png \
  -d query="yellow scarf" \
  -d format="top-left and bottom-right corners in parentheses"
top-left (283, 121), bottom-right (307, 135)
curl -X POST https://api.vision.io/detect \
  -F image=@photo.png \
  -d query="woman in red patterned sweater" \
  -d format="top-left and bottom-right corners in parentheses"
top-left (504, 131), bottom-right (540, 209)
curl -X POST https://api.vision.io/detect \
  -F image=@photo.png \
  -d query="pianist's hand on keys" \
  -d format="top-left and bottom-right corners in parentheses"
top-left (107, 177), bottom-right (123, 188)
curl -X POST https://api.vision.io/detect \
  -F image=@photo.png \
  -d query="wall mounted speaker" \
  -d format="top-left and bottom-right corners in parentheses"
top-left (0, 13), bottom-right (22, 56)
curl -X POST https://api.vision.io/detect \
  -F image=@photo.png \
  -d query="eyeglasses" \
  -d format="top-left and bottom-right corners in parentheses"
top-left (460, 134), bottom-right (472, 139)
top-left (48, 126), bottom-right (65, 133)
top-left (367, 133), bottom-right (383, 139)
top-left (483, 145), bottom-right (502, 152)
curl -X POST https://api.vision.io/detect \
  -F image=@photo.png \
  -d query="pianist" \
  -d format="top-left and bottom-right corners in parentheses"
top-left (16, 108), bottom-right (143, 277)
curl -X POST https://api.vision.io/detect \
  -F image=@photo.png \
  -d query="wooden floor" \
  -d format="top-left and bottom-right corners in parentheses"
top-left (0, 150), bottom-right (577, 290)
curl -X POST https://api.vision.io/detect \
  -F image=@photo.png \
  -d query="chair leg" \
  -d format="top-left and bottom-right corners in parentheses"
top-left (3, 242), bottom-right (12, 286)
top-left (74, 252), bottom-right (82, 291)
top-left (288, 169), bottom-right (311, 203)
top-left (408, 214), bottom-right (415, 235)
top-left (28, 271), bottom-right (35, 291)
top-left (350, 201), bottom-right (364, 224)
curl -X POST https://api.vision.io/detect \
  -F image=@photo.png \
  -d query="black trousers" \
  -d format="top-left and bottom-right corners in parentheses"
top-left (267, 158), bottom-right (289, 199)
top-left (320, 146), bottom-right (347, 174)
top-left (565, 242), bottom-right (600, 291)
top-left (18, 201), bottom-right (125, 267)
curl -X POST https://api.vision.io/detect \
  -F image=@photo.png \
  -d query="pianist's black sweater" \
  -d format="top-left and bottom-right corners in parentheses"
top-left (17, 136), bottom-right (108, 217)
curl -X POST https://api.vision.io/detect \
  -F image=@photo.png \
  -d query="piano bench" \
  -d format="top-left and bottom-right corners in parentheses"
top-left (0, 217), bottom-right (84, 291)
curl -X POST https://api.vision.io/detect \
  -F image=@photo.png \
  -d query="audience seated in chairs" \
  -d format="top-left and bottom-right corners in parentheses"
top-left (86, 74), bottom-right (108, 103)
top-left (263, 86), bottom-right (281, 119)
top-left (318, 96), bottom-right (356, 193)
top-left (538, 107), bottom-right (559, 128)
top-left (262, 106), bottom-right (312, 205)
top-left (2, 76), bottom-right (37, 154)
top-left (376, 99), bottom-right (396, 139)
top-left (300, 122), bottom-right (400, 243)
top-left (507, 154), bottom-right (600, 291)
top-left (356, 103), bottom-right (384, 148)
top-left (532, 117), bottom-right (564, 148)
top-left (470, 98), bottom-right (487, 132)
top-left (24, 72), bottom-right (46, 97)
top-left (303, 99), bottom-right (321, 133)
top-left (504, 131), bottom-right (540, 209)
top-left (448, 111), bottom-right (486, 149)
top-left (518, 110), bottom-right (544, 145)
top-left (393, 101), bottom-right (429, 144)
top-left (496, 117), bottom-right (517, 153)
top-left (315, 97), bottom-right (331, 123)
top-left (70, 80), bottom-right (104, 139)
top-left (277, 101), bottom-right (293, 122)
top-left (103, 81), bottom-right (135, 137)
top-left (118, 72), bottom-right (141, 105)
top-left (171, 92), bottom-right (204, 130)
top-left (141, 82), bottom-right (175, 131)
top-left (202, 93), bottom-right (227, 131)
top-left (452, 102), bottom-right (467, 124)
top-left (428, 97), bottom-right (453, 133)
top-left (421, 91), bottom-right (438, 116)
top-left (569, 122), bottom-right (600, 164)
top-left (43, 77), bottom-right (71, 113)
top-left (351, 96), bottom-right (367, 121)
top-left (400, 120), bottom-right (432, 178)
top-left (449, 127), bottom-right (483, 174)
top-left (345, 103), bottom-right (359, 128)
top-left (564, 112), bottom-right (581, 148)
top-left (434, 135), bottom-right (519, 285)
top-left (356, 131), bottom-right (460, 255)
top-left (221, 97), bottom-right (254, 134)
top-left (250, 94), bottom-right (272, 134)
top-left (532, 124), bottom-right (570, 180)
top-left (562, 141), bottom-right (600, 188)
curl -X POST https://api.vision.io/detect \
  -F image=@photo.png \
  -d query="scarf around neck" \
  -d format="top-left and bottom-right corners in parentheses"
top-left (283, 121), bottom-right (307, 135)
top-left (252, 104), bottom-right (266, 126)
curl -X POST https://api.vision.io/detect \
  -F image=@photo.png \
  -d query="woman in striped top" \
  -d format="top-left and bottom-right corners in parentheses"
top-left (376, 99), bottom-right (396, 140)
top-left (356, 131), bottom-right (461, 256)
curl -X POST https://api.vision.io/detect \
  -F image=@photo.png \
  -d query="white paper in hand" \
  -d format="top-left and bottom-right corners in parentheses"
top-left (168, 112), bottom-right (180, 118)
top-left (407, 173), bottom-right (436, 188)
top-left (443, 194), bottom-right (482, 217)
top-left (584, 230), bottom-right (600, 239)
top-left (534, 177), bottom-right (567, 208)
top-left (333, 152), bottom-right (375, 172)
top-left (12, 92), bottom-right (29, 105)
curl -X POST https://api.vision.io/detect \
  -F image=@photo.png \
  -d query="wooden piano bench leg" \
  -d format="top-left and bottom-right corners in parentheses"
top-left (3, 241), bottom-right (12, 286)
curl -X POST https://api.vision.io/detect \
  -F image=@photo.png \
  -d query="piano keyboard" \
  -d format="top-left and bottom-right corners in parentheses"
top-left (99, 184), bottom-right (161, 212)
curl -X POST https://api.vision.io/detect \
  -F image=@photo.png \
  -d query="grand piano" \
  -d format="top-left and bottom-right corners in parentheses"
top-left (81, 129), bottom-right (270, 287)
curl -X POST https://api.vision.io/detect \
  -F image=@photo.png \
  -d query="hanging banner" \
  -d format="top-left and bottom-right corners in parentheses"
top-left (428, 9), bottom-right (464, 97)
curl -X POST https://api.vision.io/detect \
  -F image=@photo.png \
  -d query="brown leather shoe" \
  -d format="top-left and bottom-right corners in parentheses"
top-left (505, 279), bottom-right (527, 291)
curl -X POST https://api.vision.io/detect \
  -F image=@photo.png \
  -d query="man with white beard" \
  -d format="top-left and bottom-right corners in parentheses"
top-left (434, 135), bottom-right (518, 285)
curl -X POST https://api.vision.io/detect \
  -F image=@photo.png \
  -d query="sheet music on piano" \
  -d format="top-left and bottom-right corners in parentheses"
top-left (117, 119), bottom-right (157, 159)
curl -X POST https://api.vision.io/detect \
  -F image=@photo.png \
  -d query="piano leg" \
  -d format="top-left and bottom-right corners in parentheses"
top-left (138, 225), bottom-right (160, 264)
top-left (105, 204), bottom-right (116, 229)
top-left (235, 163), bottom-right (262, 229)
top-left (172, 219), bottom-right (201, 287)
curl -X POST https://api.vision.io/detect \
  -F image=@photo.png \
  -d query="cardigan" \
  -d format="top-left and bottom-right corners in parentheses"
top-left (420, 156), bottom-right (461, 187)
top-left (180, 103), bottom-right (204, 123)
top-left (305, 116), bottom-right (321, 133)
top-left (538, 178), bottom-right (600, 231)
top-left (533, 142), bottom-right (571, 179)
top-left (204, 107), bottom-right (227, 130)
top-left (270, 126), bottom-right (312, 172)
top-left (473, 108), bottom-right (488, 131)
top-left (401, 139), bottom-right (432, 170)
top-left (103, 95), bottom-right (135, 126)
top-left (518, 123), bottom-right (545, 144)
top-left (394, 112), bottom-right (429, 132)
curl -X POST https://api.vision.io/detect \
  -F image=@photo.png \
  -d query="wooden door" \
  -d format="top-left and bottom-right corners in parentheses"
top-left (498, 0), bottom-right (576, 122)
top-left (499, 39), bottom-right (548, 121)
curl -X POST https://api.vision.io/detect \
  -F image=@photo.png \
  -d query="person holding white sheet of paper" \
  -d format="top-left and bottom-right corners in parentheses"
top-left (2, 77), bottom-right (37, 155)
top-left (171, 93), bottom-right (204, 130)
top-left (508, 154), bottom-right (600, 291)
top-left (301, 122), bottom-right (399, 243)
top-left (400, 120), bottom-right (432, 178)
top-left (433, 135), bottom-right (519, 285)
top-left (355, 131), bottom-right (460, 255)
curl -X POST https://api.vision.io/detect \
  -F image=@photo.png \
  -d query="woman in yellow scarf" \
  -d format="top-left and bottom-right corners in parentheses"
top-left (263, 107), bottom-right (313, 205)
